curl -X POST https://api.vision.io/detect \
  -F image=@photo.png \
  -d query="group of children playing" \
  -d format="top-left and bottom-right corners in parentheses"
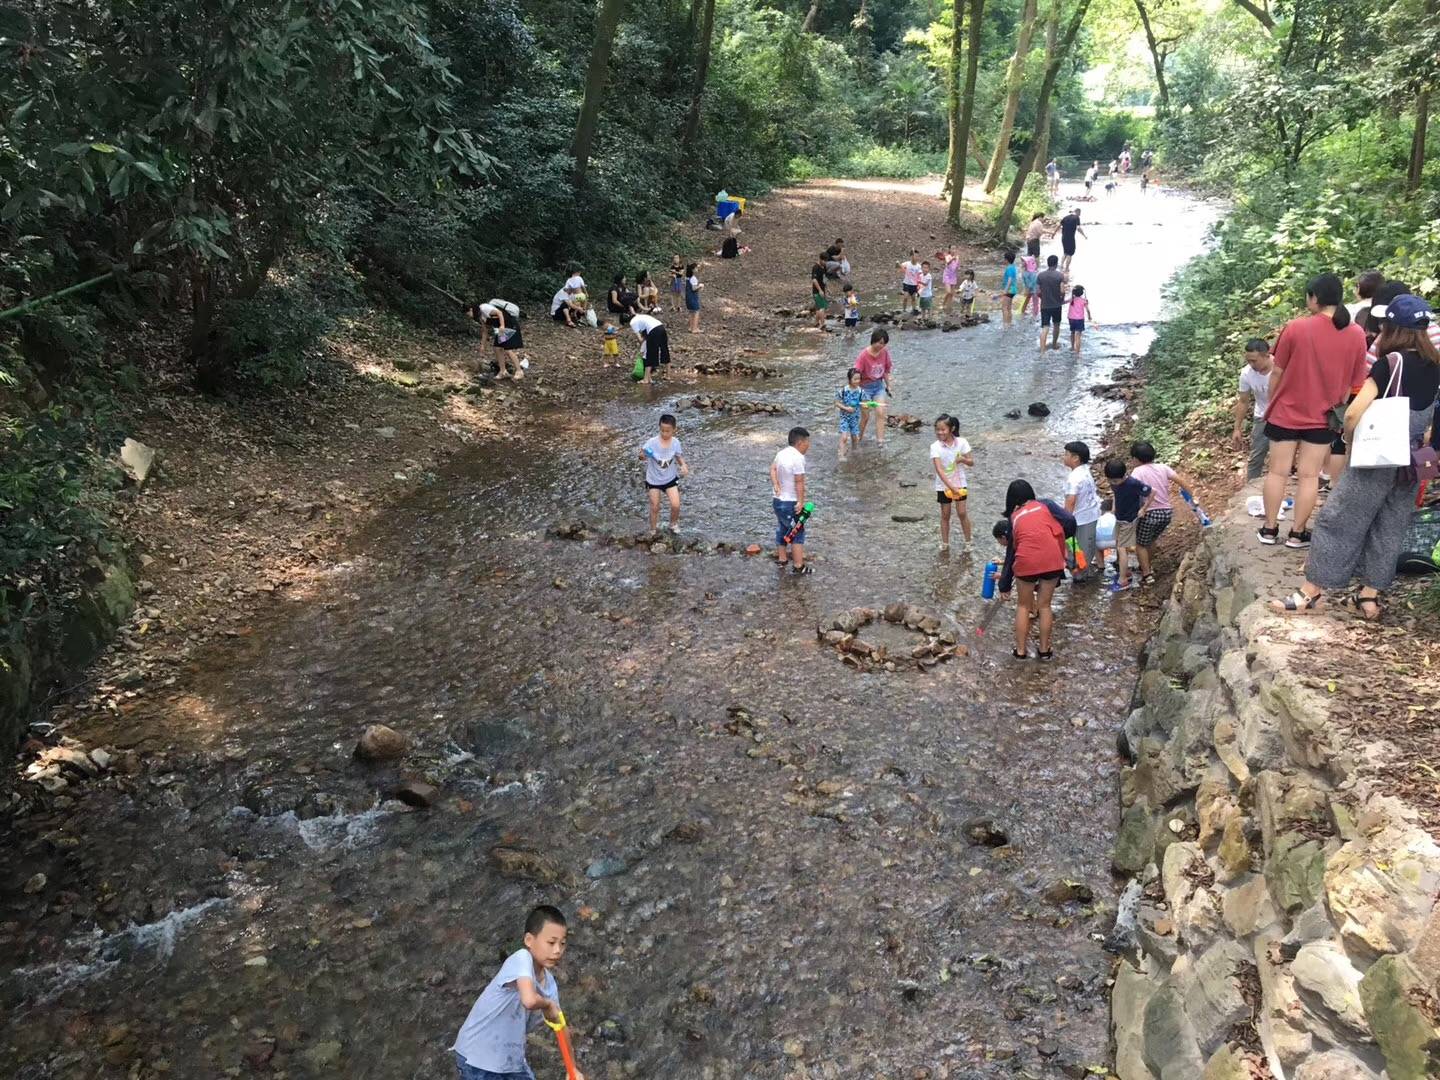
top-left (998, 250), bottom-right (1093, 353)
top-left (893, 249), bottom-right (978, 318)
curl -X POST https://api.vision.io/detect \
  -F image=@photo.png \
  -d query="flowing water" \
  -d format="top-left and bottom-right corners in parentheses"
top-left (1, 183), bottom-right (1217, 1079)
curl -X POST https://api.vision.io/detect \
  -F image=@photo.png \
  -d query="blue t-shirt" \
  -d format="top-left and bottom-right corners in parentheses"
top-left (1111, 476), bottom-right (1153, 523)
top-left (643, 435), bottom-right (682, 485)
top-left (1002, 265), bottom-right (1018, 296)
top-left (452, 949), bottom-right (557, 1072)
top-left (837, 386), bottom-right (863, 411)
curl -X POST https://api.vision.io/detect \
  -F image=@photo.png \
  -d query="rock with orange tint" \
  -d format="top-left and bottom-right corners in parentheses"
top-left (354, 724), bottom-right (409, 763)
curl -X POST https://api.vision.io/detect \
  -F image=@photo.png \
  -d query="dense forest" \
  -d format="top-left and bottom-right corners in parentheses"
top-left (2, 0), bottom-right (1438, 626)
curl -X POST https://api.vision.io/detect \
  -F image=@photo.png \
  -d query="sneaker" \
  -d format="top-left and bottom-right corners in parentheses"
top-left (1285, 529), bottom-right (1312, 549)
top-left (1257, 526), bottom-right (1280, 545)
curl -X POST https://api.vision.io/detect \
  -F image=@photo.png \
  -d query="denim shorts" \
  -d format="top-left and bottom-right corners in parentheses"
top-left (860, 381), bottom-right (887, 403)
top-left (455, 1053), bottom-right (534, 1080)
top-left (774, 498), bottom-right (805, 546)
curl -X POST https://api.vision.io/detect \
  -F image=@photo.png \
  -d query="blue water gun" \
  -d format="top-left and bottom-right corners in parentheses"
top-left (1180, 489), bottom-right (1212, 529)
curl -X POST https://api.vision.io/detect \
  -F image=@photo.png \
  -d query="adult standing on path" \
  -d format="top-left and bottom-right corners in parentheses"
top-left (630, 313), bottom-right (670, 385)
top-left (1059, 209), bottom-right (1086, 274)
top-left (1258, 273), bottom-right (1369, 548)
top-left (855, 329), bottom-right (893, 446)
top-left (1271, 295), bottom-right (1440, 617)
top-left (1035, 256), bottom-right (1066, 352)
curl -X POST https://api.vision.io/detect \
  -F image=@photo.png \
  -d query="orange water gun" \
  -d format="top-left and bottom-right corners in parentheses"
top-left (544, 1012), bottom-right (581, 1080)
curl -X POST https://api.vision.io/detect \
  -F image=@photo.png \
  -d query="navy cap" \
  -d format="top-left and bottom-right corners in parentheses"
top-left (1385, 294), bottom-right (1432, 328)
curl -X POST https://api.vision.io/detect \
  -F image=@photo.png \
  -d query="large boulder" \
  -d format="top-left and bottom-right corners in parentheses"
top-left (1291, 939), bottom-right (1372, 1042)
top-left (1142, 986), bottom-right (1205, 1080)
top-left (1113, 959), bottom-right (1159, 1080)
top-left (1266, 831), bottom-right (1328, 915)
top-left (1325, 823), bottom-right (1440, 959)
top-left (1183, 941), bottom-right (1254, 1055)
top-left (1358, 953), bottom-right (1440, 1080)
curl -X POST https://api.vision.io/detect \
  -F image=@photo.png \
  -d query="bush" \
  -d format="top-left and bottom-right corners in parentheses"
top-left (218, 270), bottom-right (346, 389)
top-left (828, 144), bottom-right (947, 179)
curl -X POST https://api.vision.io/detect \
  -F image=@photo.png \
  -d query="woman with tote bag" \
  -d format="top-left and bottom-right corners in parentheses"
top-left (1271, 294), bottom-right (1440, 618)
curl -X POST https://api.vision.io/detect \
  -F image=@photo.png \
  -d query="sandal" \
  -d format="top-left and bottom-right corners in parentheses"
top-left (1345, 593), bottom-right (1383, 621)
top-left (1272, 590), bottom-right (1322, 613)
top-left (1037, 650), bottom-right (1055, 662)
top-left (1011, 649), bottom-right (1029, 660)
top-left (790, 564), bottom-right (814, 576)
top-left (1257, 526), bottom-right (1280, 545)
top-left (1285, 529), bottom-right (1312, 548)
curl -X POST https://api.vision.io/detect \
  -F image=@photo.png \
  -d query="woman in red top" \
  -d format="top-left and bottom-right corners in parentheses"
top-left (1260, 273), bottom-right (1369, 548)
top-left (855, 328), bottom-right (893, 445)
top-left (997, 480), bottom-right (1075, 661)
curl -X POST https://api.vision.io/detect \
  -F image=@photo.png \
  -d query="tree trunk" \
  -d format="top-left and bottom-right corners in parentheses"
top-left (995, 0), bottom-right (1093, 239)
top-left (1232, 0), bottom-right (1274, 31)
top-left (946, 0), bottom-right (985, 223)
top-left (1409, 0), bottom-right (1437, 191)
top-left (1133, 0), bottom-right (1170, 114)
top-left (570, 0), bottom-right (627, 188)
top-left (1031, 0), bottom-right (1059, 171)
top-left (982, 0), bottom-right (1039, 193)
top-left (680, 0), bottom-right (717, 155)
top-left (945, 0), bottom-right (962, 198)
top-left (802, 0), bottom-right (822, 31)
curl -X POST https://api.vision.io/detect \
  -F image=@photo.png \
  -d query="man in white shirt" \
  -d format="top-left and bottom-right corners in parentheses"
top-left (1062, 440), bottom-right (1102, 582)
top-left (770, 427), bottom-right (812, 575)
top-left (1231, 338), bottom-right (1274, 481)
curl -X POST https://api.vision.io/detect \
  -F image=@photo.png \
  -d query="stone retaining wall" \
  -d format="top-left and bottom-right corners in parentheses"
top-left (0, 559), bottom-right (135, 763)
top-left (1110, 505), bottom-right (1440, 1080)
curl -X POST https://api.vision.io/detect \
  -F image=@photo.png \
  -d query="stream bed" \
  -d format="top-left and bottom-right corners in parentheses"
top-left (1, 182), bottom-right (1217, 1079)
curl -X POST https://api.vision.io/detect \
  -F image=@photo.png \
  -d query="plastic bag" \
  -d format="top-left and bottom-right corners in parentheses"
top-left (631, 354), bottom-right (645, 381)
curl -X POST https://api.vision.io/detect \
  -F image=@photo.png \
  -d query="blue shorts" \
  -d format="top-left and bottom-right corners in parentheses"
top-left (686, 295), bottom-right (701, 312)
top-left (774, 498), bottom-right (805, 546)
top-left (839, 411), bottom-right (860, 436)
top-left (1069, 318), bottom-right (1086, 333)
top-left (860, 381), bottom-right (887, 403)
top-left (455, 1054), bottom-right (534, 1080)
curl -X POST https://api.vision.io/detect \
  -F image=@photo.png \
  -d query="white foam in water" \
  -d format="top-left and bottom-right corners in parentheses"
top-left (12, 896), bottom-right (227, 1008)
top-left (269, 805), bottom-right (393, 852)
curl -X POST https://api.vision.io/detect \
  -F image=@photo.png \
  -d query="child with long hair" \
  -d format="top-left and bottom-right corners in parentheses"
top-left (995, 479), bottom-right (1075, 660)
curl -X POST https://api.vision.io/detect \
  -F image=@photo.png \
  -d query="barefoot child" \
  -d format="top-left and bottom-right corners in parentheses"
top-left (836, 369), bottom-right (863, 458)
top-left (855, 329), bottom-right (893, 446)
top-left (1103, 459), bottom-right (1151, 592)
top-left (918, 261), bottom-right (935, 317)
top-left (452, 905), bottom-right (586, 1080)
top-left (1129, 440), bottom-right (1199, 587)
top-left (771, 427), bottom-right (812, 574)
top-left (999, 251), bottom-right (1018, 327)
top-left (897, 250), bottom-right (922, 314)
top-left (601, 319), bottom-right (621, 364)
top-left (940, 250), bottom-right (959, 311)
top-left (684, 263), bottom-right (703, 333)
top-left (842, 285), bottom-right (860, 336)
top-left (669, 255), bottom-right (684, 312)
top-left (996, 479), bottom-right (1075, 661)
top-left (960, 270), bottom-right (978, 318)
top-left (641, 413), bottom-right (688, 532)
top-left (931, 415), bottom-right (974, 550)
top-left (1068, 285), bottom-right (1091, 355)
top-left (1020, 256), bottom-right (1038, 318)
top-left (811, 258), bottom-right (829, 331)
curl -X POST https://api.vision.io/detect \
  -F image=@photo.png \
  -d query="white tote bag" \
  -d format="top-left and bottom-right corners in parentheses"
top-left (1349, 352), bottom-right (1412, 468)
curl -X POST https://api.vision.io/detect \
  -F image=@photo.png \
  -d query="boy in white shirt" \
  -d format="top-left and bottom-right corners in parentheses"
top-left (918, 261), bottom-right (934, 315)
top-left (1230, 337), bottom-right (1273, 482)
top-left (1062, 440), bottom-right (1101, 583)
top-left (770, 427), bottom-right (812, 575)
top-left (896, 250), bottom-right (922, 314)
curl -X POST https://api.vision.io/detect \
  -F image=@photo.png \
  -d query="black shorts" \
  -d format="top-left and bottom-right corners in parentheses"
top-left (551, 308), bottom-right (572, 324)
top-left (646, 479), bottom-right (679, 491)
top-left (1026, 239), bottom-right (1041, 257)
top-left (902, 283), bottom-right (917, 295)
top-left (1041, 306), bottom-right (1063, 327)
top-left (1062, 240), bottom-right (1076, 256)
top-left (1264, 422), bottom-right (1333, 445)
top-left (844, 317), bottom-right (859, 327)
top-left (1017, 570), bottom-right (1064, 584)
top-left (936, 489), bottom-right (968, 504)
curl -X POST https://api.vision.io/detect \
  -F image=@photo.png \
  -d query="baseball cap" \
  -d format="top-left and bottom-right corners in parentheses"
top-left (1384, 294), bottom-right (1432, 328)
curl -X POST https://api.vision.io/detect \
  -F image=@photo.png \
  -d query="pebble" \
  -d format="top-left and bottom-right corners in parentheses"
top-left (23, 872), bottom-right (46, 894)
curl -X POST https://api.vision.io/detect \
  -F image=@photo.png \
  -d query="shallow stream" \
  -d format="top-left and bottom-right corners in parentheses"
top-left (2, 182), bottom-right (1217, 1079)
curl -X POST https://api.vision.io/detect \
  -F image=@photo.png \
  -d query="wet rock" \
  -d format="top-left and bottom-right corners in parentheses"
top-left (1027, 402), bottom-right (1050, 417)
top-left (744, 544), bottom-right (762, 556)
top-left (883, 602), bottom-right (909, 623)
top-left (374, 426), bottom-right (397, 439)
top-left (301, 1040), bottom-right (343, 1071)
top-left (1114, 800), bottom-right (1156, 874)
top-left (961, 818), bottom-right (1009, 847)
top-left (891, 514), bottom-right (923, 523)
top-left (490, 845), bottom-right (571, 886)
top-left (23, 872), bottom-right (46, 894)
top-left (355, 724), bottom-right (409, 763)
top-left (1004, 409), bottom-right (1022, 419)
top-left (586, 857), bottom-right (630, 880)
top-left (1043, 879), bottom-right (1094, 905)
top-left (666, 822), bottom-right (705, 844)
top-left (392, 780), bottom-right (440, 809)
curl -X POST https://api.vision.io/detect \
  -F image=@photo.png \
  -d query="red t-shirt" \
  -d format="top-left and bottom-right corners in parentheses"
top-left (1010, 500), bottom-right (1066, 577)
top-left (1266, 314), bottom-right (1368, 430)
top-left (855, 346), bottom-right (892, 383)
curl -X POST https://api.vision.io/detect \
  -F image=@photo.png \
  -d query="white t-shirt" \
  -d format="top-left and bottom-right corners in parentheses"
top-left (1238, 363), bottom-right (1272, 418)
top-left (773, 446), bottom-right (806, 501)
top-left (959, 279), bottom-right (977, 301)
top-left (1065, 465), bottom-right (1101, 526)
top-left (930, 437), bottom-right (971, 492)
top-left (919, 272), bottom-right (933, 299)
top-left (902, 261), bottom-right (922, 286)
top-left (478, 303), bottom-right (498, 321)
top-left (564, 274), bottom-right (585, 294)
top-left (550, 289), bottom-right (570, 315)
top-left (687, 275), bottom-right (700, 293)
top-left (630, 314), bottom-right (661, 338)
top-left (452, 949), bottom-right (557, 1072)
top-left (643, 435), bottom-right (682, 485)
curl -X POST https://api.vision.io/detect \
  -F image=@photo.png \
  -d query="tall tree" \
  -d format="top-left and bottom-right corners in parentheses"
top-left (1231, 0), bottom-right (1275, 30)
top-left (983, 0), bottom-right (1039, 194)
top-left (995, 0), bottom-right (1094, 238)
top-left (1132, 0), bottom-right (1177, 113)
top-left (946, 0), bottom-right (986, 222)
top-left (681, 0), bottom-right (718, 155)
top-left (571, 0), bottom-right (627, 187)
top-left (802, 0), bottom-right (823, 31)
top-left (1031, 0), bottom-right (1061, 169)
top-left (1407, 0), bottom-right (1438, 191)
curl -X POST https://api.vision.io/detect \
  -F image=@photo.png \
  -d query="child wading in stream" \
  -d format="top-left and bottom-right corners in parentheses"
top-left (836, 368), bottom-right (863, 459)
top-left (771, 427), bottom-right (812, 574)
top-left (996, 479), bottom-right (1075, 661)
top-left (451, 905), bottom-right (586, 1080)
top-left (641, 413), bottom-right (688, 532)
top-left (931, 414), bottom-right (974, 550)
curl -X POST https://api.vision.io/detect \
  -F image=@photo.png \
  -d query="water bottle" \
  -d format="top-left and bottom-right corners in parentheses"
top-left (981, 561), bottom-right (999, 600)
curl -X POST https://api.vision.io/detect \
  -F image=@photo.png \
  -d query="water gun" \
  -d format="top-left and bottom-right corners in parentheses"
top-left (544, 1011), bottom-right (581, 1080)
top-left (1180, 489), bottom-right (1213, 528)
top-left (782, 501), bottom-right (815, 543)
top-left (1066, 537), bottom-right (1088, 571)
